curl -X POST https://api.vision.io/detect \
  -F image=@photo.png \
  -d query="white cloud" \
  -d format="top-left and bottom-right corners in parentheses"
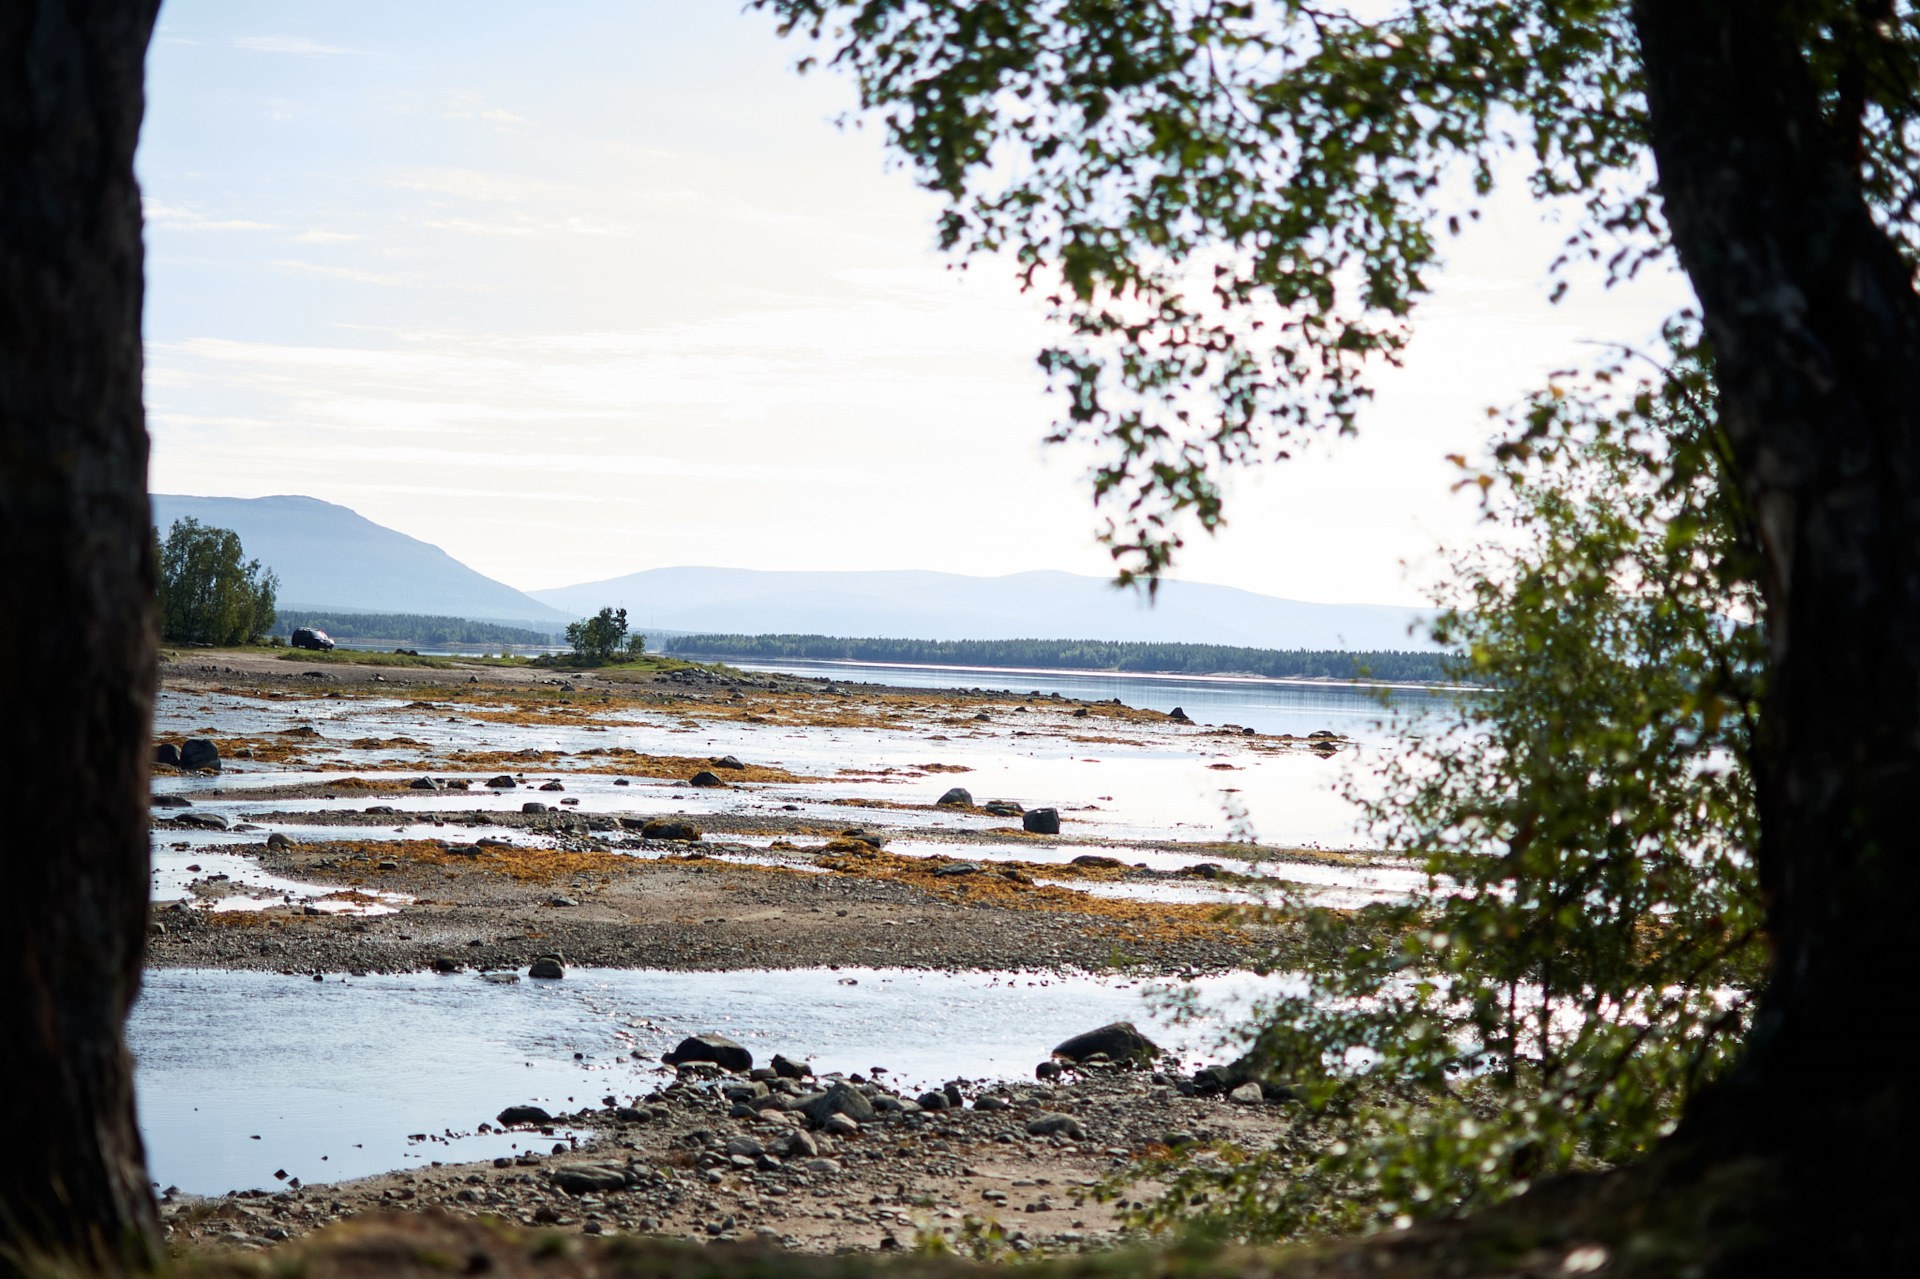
top-left (231, 36), bottom-right (366, 56)
top-left (270, 260), bottom-right (422, 287)
top-left (292, 229), bottom-right (362, 244)
top-left (143, 200), bottom-right (277, 232)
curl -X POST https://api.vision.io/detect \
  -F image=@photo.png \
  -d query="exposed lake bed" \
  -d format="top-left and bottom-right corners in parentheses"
top-left (142, 649), bottom-right (1426, 1254)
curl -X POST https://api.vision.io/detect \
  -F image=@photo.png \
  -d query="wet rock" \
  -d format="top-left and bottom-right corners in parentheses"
top-left (837, 828), bottom-right (885, 850)
top-left (1035, 1061), bottom-right (1063, 1081)
top-left (711, 755), bottom-right (746, 770)
top-left (936, 787), bottom-right (974, 806)
top-left (179, 738), bottom-right (221, 771)
top-left (688, 771), bottom-right (726, 788)
top-left (176, 811), bottom-right (230, 831)
top-left (522, 802), bottom-right (549, 814)
top-left (1307, 729), bottom-right (1338, 740)
top-left (1022, 808), bottom-right (1061, 835)
top-left (539, 780), bottom-right (564, 791)
top-left (485, 775), bottom-right (516, 789)
top-left (151, 794), bottom-right (192, 808)
top-left (1072, 707), bottom-right (1090, 718)
top-left (982, 800), bottom-right (1024, 817)
top-left (1183, 863), bottom-right (1226, 879)
top-left (640, 819), bottom-right (701, 842)
top-left (154, 743), bottom-right (182, 767)
top-left (265, 832), bottom-right (293, 849)
top-left (1053, 1021), bottom-right (1160, 1065)
top-left (1168, 707), bottom-right (1191, 723)
top-left (613, 777), bottom-right (630, 786)
top-left (551, 1165), bottom-right (627, 1195)
top-left (793, 1082), bottom-right (876, 1127)
top-left (528, 956), bottom-right (566, 980)
top-left (497, 1105), bottom-right (553, 1127)
top-left (1070, 854), bottom-right (1122, 869)
top-left (431, 956), bottom-right (463, 973)
top-left (408, 777), bottom-right (443, 791)
top-left (662, 1033), bottom-right (752, 1072)
top-left (771, 1053), bottom-right (812, 1080)
top-left (934, 862), bottom-right (982, 877)
top-left (1026, 1112), bottom-right (1087, 1140)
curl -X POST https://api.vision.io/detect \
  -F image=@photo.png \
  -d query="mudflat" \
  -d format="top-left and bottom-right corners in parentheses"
top-left (146, 648), bottom-right (1388, 1257)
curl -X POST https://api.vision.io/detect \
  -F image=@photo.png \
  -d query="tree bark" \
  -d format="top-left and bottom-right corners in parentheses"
top-left (0, 0), bottom-right (161, 1269)
top-left (1632, 0), bottom-right (1920, 1261)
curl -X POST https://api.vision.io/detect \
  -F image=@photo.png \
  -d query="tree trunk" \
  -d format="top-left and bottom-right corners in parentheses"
top-left (1631, 0), bottom-right (1920, 1261)
top-left (0, 0), bottom-right (161, 1269)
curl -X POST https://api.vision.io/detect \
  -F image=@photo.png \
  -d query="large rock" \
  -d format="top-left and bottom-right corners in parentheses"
top-left (177, 811), bottom-right (231, 831)
top-left (662, 1033), bottom-right (752, 1072)
top-left (712, 755), bottom-right (747, 770)
top-left (1025, 1112), bottom-right (1087, 1139)
top-left (497, 1105), bottom-right (553, 1127)
top-left (640, 819), bottom-right (701, 842)
top-left (551, 1164), bottom-right (627, 1194)
top-left (936, 787), bottom-right (974, 807)
top-left (154, 743), bottom-right (181, 767)
top-left (688, 771), bottom-right (726, 788)
top-left (1022, 807), bottom-right (1061, 835)
top-left (485, 775), bottom-right (516, 789)
top-left (179, 738), bottom-right (221, 771)
top-left (1052, 1021), bottom-right (1160, 1065)
top-left (771, 1053), bottom-right (813, 1080)
top-left (528, 956), bottom-right (565, 979)
top-left (792, 1082), bottom-right (876, 1128)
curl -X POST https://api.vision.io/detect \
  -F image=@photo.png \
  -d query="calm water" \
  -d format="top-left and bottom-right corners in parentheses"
top-left (731, 658), bottom-right (1464, 742)
top-left (131, 967), bottom-right (1288, 1195)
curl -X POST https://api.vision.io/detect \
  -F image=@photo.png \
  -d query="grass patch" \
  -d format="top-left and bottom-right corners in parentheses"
top-left (276, 650), bottom-right (457, 669)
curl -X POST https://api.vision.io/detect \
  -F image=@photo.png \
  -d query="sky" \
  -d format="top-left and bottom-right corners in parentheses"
top-left (139, 1), bottom-right (1691, 608)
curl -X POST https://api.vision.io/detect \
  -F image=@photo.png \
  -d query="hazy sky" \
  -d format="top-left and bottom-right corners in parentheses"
top-left (140, 1), bottom-right (1689, 607)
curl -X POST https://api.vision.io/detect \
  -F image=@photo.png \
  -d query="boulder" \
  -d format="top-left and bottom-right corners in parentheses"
top-left (497, 1105), bottom-right (553, 1127)
top-left (179, 738), bottom-right (221, 771)
top-left (528, 956), bottom-right (566, 979)
top-left (1022, 807), bottom-right (1061, 835)
top-left (771, 1053), bottom-right (813, 1080)
top-left (408, 777), bottom-right (443, 791)
top-left (551, 1164), bottom-right (627, 1195)
top-left (539, 780), bottom-right (564, 792)
top-left (934, 862), bottom-right (982, 877)
top-left (151, 794), bottom-right (192, 808)
top-left (640, 819), bottom-right (701, 842)
top-left (915, 1091), bottom-right (951, 1112)
top-left (688, 771), bottom-right (726, 788)
top-left (936, 787), bottom-right (974, 807)
top-left (177, 811), bottom-right (230, 831)
top-left (1025, 1112), bottom-right (1087, 1140)
top-left (982, 800), bottom-right (1024, 817)
top-left (792, 1082), bottom-right (876, 1127)
top-left (522, 802), bottom-right (548, 814)
top-left (1228, 1082), bottom-right (1265, 1105)
top-left (1052, 1021), bottom-right (1160, 1065)
top-left (822, 1113), bottom-right (860, 1136)
top-left (662, 1033), bottom-right (753, 1073)
top-left (1070, 854), bottom-right (1123, 869)
top-left (712, 755), bottom-right (747, 770)
top-left (154, 743), bottom-right (181, 767)
top-left (485, 775), bottom-right (516, 789)
top-left (1168, 707), bottom-right (1191, 723)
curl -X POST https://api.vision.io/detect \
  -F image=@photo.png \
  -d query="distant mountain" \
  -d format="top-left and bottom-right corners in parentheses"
top-left (150, 494), bottom-right (568, 627)
top-left (532, 567), bottom-right (1432, 651)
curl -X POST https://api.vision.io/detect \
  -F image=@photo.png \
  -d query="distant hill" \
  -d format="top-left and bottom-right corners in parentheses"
top-left (150, 494), bottom-right (567, 627)
top-left (532, 567), bottom-right (1432, 651)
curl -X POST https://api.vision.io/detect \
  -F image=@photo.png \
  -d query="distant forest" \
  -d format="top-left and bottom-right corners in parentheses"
top-left (661, 633), bottom-right (1462, 684)
top-left (275, 611), bottom-right (558, 647)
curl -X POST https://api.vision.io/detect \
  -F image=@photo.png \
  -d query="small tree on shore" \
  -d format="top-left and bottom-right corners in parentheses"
top-left (156, 517), bottom-right (278, 646)
top-left (565, 606), bottom-right (628, 661)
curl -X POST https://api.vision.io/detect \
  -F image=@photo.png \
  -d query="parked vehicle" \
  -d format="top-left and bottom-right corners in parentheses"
top-left (290, 626), bottom-right (335, 652)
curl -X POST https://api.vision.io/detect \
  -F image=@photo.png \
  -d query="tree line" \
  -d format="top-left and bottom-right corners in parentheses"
top-left (661, 633), bottom-right (1461, 684)
top-left (274, 610), bottom-right (558, 648)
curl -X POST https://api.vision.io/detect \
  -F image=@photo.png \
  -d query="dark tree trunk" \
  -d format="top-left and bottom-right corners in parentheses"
top-left (0, 0), bottom-right (161, 1269)
top-left (1631, 0), bottom-right (1920, 1262)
